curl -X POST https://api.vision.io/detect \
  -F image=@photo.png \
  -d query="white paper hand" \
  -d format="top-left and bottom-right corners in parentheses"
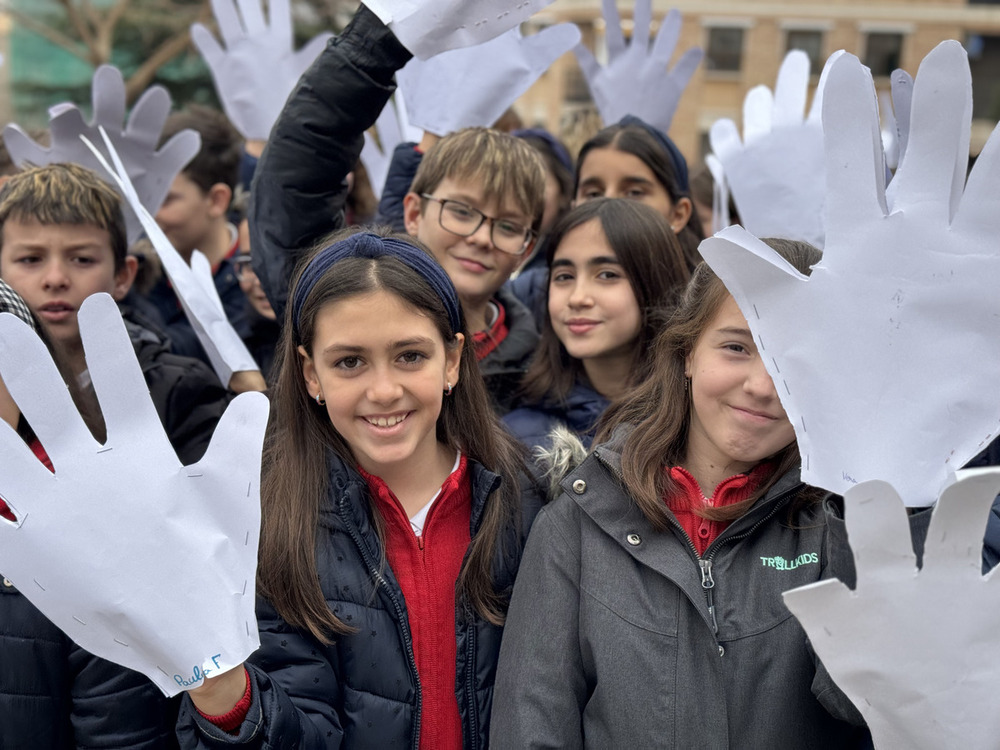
top-left (396, 23), bottom-right (580, 137)
top-left (2, 65), bottom-right (200, 246)
top-left (191, 0), bottom-right (332, 140)
top-left (574, 0), bottom-right (702, 132)
top-left (84, 129), bottom-right (259, 386)
top-left (709, 49), bottom-right (844, 248)
top-left (361, 93), bottom-right (422, 201)
top-left (699, 42), bottom-right (1000, 507)
top-left (783, 472), bottom-right (1000, 748)
top-left (364, 0), bottom-right (558, 60)
top-left (0, 294), bottom-right (268, 697)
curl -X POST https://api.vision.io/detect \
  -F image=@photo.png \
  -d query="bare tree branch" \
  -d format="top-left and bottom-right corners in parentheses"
top-left (55, 0), bottom-right (99, 63)
top-left (2, 5), bottom-right (90, 62)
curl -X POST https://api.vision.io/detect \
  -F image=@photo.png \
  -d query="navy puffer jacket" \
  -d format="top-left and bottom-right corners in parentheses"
top-left (503, 379), bottom-right (609, 455)
top-left (177, 450), bottom-right (540, 749)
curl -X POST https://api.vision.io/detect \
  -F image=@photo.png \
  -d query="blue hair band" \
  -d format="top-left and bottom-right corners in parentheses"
top-left (291, 233), bottom-right (463, 339)
top-left (618, 115), bottom-right (690, 194)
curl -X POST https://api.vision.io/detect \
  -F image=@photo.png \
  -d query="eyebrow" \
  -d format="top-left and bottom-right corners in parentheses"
top-left (442, 194), bottom-right (527, 222)
top-left (551, 255), bottom-right (621, 269)
top-left (714, 326), bottom-right (753, 337)
top-left (321, 337), bottom-right (437, 356)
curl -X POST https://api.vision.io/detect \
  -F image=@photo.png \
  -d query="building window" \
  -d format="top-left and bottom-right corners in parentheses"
top-left (864, 32), bottom-right (904, 76)
top-left (786, 29), bottom-right (824, 72)
top-left (706, 27), bottom-right (744, 72)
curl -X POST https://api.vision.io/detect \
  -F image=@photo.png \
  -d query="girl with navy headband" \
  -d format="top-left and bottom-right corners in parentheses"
top-left (179, 227), bottom-right (540, 749)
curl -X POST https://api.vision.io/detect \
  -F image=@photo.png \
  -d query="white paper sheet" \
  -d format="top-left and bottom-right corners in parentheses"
top-left (783, 472), bottom-right (1000, 748)
top-left (0, 294), bottom-right (268, 697)
top-left (700, 42), bottom-right (1000, 507)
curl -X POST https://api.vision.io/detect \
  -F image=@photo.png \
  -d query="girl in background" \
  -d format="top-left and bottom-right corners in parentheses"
top-left (179, 228), bottom-right (538, 750)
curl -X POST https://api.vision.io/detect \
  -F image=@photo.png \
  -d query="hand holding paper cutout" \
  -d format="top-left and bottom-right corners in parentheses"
top-left (363, 0), bottom-right (557, 60)
top-left (783, 472), bottom-right (1000, 748)
top-left (575, 0), bottom-right (703, 132)
top-left (191, 0), bottom-right (332, 140)
top-left (709, 49), bottom-right (842, 247)
top-left (700, 42), bottom-right (1000, 507)
top-left (396, 23), bottom-right (581, 137)
top-left (0, 294), bottom-right (268, 697)
top-left (85, 130), bottom-right (259, 387)
top-left (2, 65), bottom-right (199, 246)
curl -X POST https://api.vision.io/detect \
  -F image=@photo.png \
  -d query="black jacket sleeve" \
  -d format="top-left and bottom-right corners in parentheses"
top-left (249, 5), bottom-right (413, 321)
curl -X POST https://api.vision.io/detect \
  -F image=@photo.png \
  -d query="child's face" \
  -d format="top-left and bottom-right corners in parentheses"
top-left (0, 218), bottom-right (131, 352)
top-left (154, 172), bottom-right (216, 260)
top-left (576, 148), bottom-right (690, 233)
top-left (683, 294), bottom-right (795, 477)
top-left (548, 218), bottom-right (641, 367)
top-left (235, 220), bottom-right (275, 321)
top-left (403, 177), bottom-right (529, 310)
top-left (299, 289), bottom-right (463, 479)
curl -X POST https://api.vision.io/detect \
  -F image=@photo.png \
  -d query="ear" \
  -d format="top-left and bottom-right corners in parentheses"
top-left (298, 344), bottom-right (319, 396)
top-left (445, 333), bottom-right (464, 390)
top-left (403, 192), bottom-right (425, 237)
top-left (206, 183), bottom-right (233, 219)
top-left (669, 197), bottom-right (693, 235)
top-left (684, 350), bottom-right (693, 379)
top-left (111, 256), bottom-right (139, 301)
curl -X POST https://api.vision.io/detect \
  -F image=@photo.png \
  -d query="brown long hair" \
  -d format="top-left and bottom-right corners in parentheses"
top-left (597, 237), bottom-right (822, 530)
top-left (259, 226), bottom-right (527, 642)
top-left (519, 198), bottom-right (689, 405)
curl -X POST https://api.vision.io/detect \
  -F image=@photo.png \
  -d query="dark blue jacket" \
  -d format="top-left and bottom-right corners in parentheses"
top-left (177, 451), bottom-right (540, 749)
top-left (503, 380), bottom-right (609, 454)
top-left (373, 142), bottom-right (422, 231)
top-left (968, 436), bottom-right (1000, 572)
top-left (0, 576), bottom-right (178, 750)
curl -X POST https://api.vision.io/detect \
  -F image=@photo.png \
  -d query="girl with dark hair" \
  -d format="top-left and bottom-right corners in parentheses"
top-left (179, 227), bottom-right (538, 749)
top-left (503, 199), bottom-right (688, 466)
top-left (575, 116), bottom-right (705, 269)
top-left (491, 239), bottom-right (877, 748)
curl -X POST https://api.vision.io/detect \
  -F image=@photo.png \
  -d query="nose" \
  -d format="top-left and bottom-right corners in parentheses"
top-left (567, 278), bottom-right (593, 308)
top-left (366, 364), bottom-right (403, 404)
top-left (42, 259), bottom-right (70, 291)
top-left (466, 218), bottom-right (496, 251)
top-left (743, 355), bottom-right (779, 400)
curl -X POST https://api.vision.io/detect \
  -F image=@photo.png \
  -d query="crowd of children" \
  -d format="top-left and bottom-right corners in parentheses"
top-left (0, 1), bottom-right (995, 749)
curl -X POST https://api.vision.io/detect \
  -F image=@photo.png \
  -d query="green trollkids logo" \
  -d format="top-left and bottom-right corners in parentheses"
top-left (759, 553), bottom-right (819, 570)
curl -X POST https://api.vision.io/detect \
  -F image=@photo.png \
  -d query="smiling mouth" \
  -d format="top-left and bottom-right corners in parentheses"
top-left (364, 413), bottom-right (409, 427)
top-left (732, 406), bottom-right (778, 421)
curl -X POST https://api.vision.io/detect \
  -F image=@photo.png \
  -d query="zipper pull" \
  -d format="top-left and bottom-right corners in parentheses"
top-left (699, 558), bottom-right (715, 589)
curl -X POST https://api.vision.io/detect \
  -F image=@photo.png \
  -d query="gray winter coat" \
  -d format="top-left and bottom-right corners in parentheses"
top-left (490, 441), bottom-right (874, 749)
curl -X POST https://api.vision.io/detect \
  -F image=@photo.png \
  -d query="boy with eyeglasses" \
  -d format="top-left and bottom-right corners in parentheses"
top-left (250, 5), bottom-right (546, 413)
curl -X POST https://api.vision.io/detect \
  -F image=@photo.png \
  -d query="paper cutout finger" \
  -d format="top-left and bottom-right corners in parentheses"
top-left (700, 42), bottom-right (1000, 508)
top-left (84, 129), bottom-right (259, 386)
top-left (361, 93), bottom-right (422, 201)
top-left (364, 0), bottom-right (558, 60)
top-left (783, 472), bottom-right (1000, 748)
top-left (574, 1), bottom-right (703, 131)
top-left (2, 65), bottom-right (200, 246)
top-left (191, 0), bottom-right (332, 140)
top-left (0, 294), bottom-right (269, 697)
top-left (396, 23), bottom-right (580, 137)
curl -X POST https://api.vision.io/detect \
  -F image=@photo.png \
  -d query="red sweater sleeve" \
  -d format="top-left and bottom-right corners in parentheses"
top-left (196, 667), bottom-right (252, 733)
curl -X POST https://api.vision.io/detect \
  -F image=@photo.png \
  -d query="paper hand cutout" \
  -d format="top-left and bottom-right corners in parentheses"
top-left (0, 294), bottom-right (268, 697)
top-left (3, 65), bottom-right (200, 246)
top-left (84, 129), bottom-right (259, 386)
top-left (396, 23), bottom-right (580, 137)
top-left (699, 42), bottom-right (1000, 508)
top-left (575, 0), bottom-right (703, 132)
top-left (361, 92), bottom-right (422, 201)
top-left (191, 0), bottom-right (331, 140)
top-left (880, 69), bottom-right (914, 173)
top-left (783, 471), bottom-right (1000, 748)
top-left (709, 49), bottom-right (843, 248)
top-left (364, 0), bottom-right (557, 60)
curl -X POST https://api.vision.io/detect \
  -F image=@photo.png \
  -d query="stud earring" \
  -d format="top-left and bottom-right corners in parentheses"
top-left (445, 382), bottom-right (453, 396)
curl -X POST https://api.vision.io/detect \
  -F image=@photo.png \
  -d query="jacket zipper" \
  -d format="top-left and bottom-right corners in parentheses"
top-left (463, 600), bottom-right (479, 748)
top-left (338, 496), bottom-right (422, 750)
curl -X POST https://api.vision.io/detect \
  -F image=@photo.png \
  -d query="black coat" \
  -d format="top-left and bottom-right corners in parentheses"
top-left (177, 451), bottom-right (540, 749)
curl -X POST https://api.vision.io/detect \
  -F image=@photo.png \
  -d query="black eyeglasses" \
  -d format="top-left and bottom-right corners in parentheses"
top-left (420, 194), bottom-right (534, 256)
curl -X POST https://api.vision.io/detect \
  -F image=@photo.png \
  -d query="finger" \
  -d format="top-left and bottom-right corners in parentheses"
top-left (742, 85), bottom-right (773, 145)
top-left (821, 52), bottom-right (887, 229)
top-left (650, 8), bottom-right (681, 67)
top-left (955, 113), bottom-right (1000, 235)
top-left (781, 578), bottom-right (854, 652)
top-left (806, 49), bottom-right (846, 124)
top-left (48, 108), bottom-right (90, 154)
top-left (922, 471), bottom-right (1000, 574)
top-left (268, 0), bottom-right (292, 47)
top-left (190, 251), bottom-right (227, 315)
top-left (91, 65), bottom-right (127, 133)
top-left (2, 124), bottom-right (50, 167)
top-left (630, 0), bottom-right (652, 55)
top-left (520, 24), bottom-right (581, 72)
top-left (148, 131), bottom-right (202, 212)
top-left (602, 0), bottom-right (625, 60)
top-left (190, 23), bottom-right (226, 71)
top-left (77, 295), bottom-right (176, 462)
top-left (211, 0), bottom-right (245, 48)
top-left (890, 68), bottom-right (913, 167)
top-left (888, 40), bottom-right (970, 219)
top-left (842, 480), bottom-right (916, 586)
top-left (124, 85), bottom-right (171, 149)
top-left (0, 312), bottom-right (99, 465)
top-left (668, 47), bottom-right (704, 90)
top-left (0, 420), bottom-right (56, 524)
top-left (235, 0), bottom-right (266, 37)
top-left (193, 392), bottom-right (269, 484)
top-left (772, 50), bottom-right (809, 128)
top-left (708, 118), bottom-right (743, 162)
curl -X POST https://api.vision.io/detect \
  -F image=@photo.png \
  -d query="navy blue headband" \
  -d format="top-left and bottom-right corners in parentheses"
top-left (291, 233), bottom-right (463, 339)
top-left (618, 115), bottom-right (690, 194)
